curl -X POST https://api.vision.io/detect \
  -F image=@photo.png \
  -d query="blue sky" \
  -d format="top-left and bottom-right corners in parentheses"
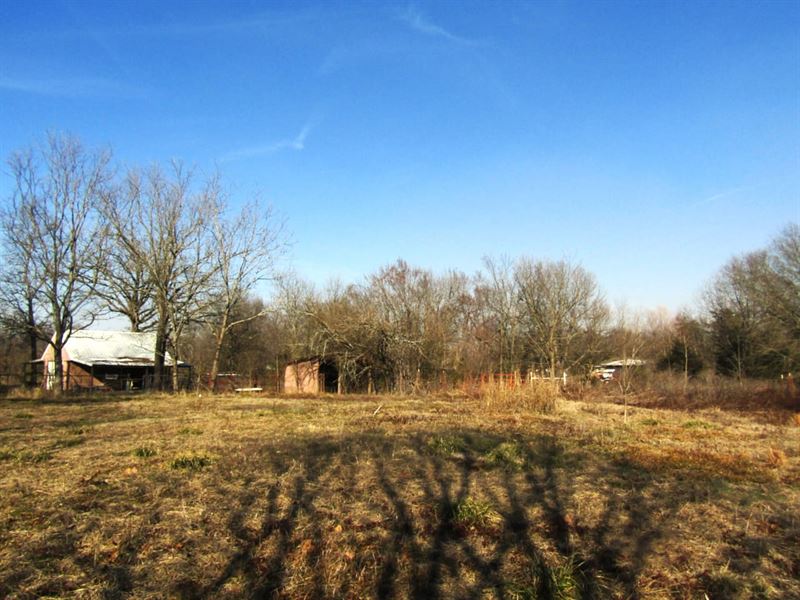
top-left (1, 0), bottom-right (798, 312)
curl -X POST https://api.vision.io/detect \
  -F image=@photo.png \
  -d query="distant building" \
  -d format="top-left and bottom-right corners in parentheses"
top-left (591, 359), bottom-right (646, 382)
top-left (37, 330), bottom-right (190, 391)
top-left (283, 358), bottom-right (339, 394)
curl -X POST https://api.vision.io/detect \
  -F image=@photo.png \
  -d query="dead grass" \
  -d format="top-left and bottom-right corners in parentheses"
top-left (572, 373), bottom-right (800, 419)
top-left (0, 391), bottom-right (797, 599)
top-left (478, 380), bottom-right (560, 413)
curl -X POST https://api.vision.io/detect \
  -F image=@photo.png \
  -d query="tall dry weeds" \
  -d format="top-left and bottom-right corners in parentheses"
top-left (478, 380), bottom-right (559, 413)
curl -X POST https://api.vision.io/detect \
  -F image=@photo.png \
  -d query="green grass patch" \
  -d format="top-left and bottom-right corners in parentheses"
top-left (0, 447), bottom-right (53, 463)
top-left (0, 447), bottom-right (18, 461)
top-left (426, 434), bottom-right (465, 456)
top-left (682, 420), bottom-right (716, 429)
top-left (133, 445), bottom-right (158, 458)
top-left (13, 412), bottom-right (34, 419)
top-left (50, 437), bottom-right (85, 449)
top-left (178, 427), bottom-right (203, 436)
top-left (450, 497), bottom-right (499, 529)
top-left (546, 559), bottom-right (582, 600)
top-left (640, 418), bottom-right (660, 426)
top-left (170, 454), bottom-right (212, 471)
top-left (485, 441), bottom-right (526, 471)
top-left (507, 558), bottom-right (583, 600)
top-left (29, 450), bottom-right (53, 463)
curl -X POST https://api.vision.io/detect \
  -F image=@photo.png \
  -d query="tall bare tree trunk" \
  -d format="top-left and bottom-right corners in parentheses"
top-left (209, 321), bottom-right (227, 393)
top-left (26, 299), bottom-right (38, 386)
top-left (153, 314), bottom-right (168, 390)
top-left (52, 314), bottom-right (65, 396)
top-left (172, 351), bottom-right (179, 391)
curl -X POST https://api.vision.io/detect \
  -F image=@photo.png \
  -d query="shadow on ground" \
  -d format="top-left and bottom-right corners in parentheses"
top-left (1, 416), bottom-right (793, 599)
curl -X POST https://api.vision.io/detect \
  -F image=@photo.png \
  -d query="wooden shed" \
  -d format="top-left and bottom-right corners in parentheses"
top-left (283, 358), bottom-right (339, 394)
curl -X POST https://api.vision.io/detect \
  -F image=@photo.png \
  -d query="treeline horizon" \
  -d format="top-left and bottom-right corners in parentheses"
top-left (1, 134), bottom-right (797, 393)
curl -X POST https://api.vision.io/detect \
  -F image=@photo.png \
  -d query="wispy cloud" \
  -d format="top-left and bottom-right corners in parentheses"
top-left (691, 186), bottom-right (748, 208)
top-left (221, 120), bottom-right (319, 162)
top-left (0, 76), bottom-right (148, 99)
top-left (319, 7), bottom-right (483, 75)
top-left (399, 5), bottom-right (475, 45)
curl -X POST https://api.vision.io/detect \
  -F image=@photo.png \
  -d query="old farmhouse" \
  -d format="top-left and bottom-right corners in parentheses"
top-left (37, 330), bottom-right (190, 391)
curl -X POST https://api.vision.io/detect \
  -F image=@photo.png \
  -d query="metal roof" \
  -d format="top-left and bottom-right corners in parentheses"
top-left (40, 330), bottom-right (183, 367)
top-left (598, 359), bottom-right (646, 368)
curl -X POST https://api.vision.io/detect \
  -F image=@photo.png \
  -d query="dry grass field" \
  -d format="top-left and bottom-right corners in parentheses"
top-left (0, 389), bottom-right (798, 599)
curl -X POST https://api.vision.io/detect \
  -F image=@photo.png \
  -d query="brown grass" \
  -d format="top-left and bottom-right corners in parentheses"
top-left (477, 380), bottom-right (560, 413)
top-left (570, 373), bottom-right (800, 421)
top-left (0, 391), bottom-right (797, 599)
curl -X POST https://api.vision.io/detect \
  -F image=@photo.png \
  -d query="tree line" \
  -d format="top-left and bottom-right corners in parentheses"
top-left (1, 134), bottom-right (797, 394)
top-left (269, 224), bottom-right (797, 394)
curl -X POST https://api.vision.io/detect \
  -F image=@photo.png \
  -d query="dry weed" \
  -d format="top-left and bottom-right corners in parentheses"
top-left (479, 380), bottom-right (559, 413)
top-left (766, 447), bottom-right (788, 468)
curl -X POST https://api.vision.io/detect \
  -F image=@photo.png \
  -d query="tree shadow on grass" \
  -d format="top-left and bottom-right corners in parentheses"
top-left (188, 428), bottom-right (699, 599)
top-left (0, 425), bottom-right (777, 599)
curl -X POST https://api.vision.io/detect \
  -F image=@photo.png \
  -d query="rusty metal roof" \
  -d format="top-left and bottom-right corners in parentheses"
top-left (41, 330), bottom-right (184, 367)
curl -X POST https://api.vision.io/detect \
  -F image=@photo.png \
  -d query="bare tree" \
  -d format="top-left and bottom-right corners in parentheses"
top-left (0, 195), bottom-right (44, 372)
top-left (479, 256), bottom-right (523, 373)
top-left (103, 164), bottom-right (218, 389)
top-left (515, 259), bottom-right (608, 383)
top-left (304, 280), bottom-right (376, 393)
top-left (707, 223), bottom-right (800, 379)
top-left (274, 271), bottom-right (317, 364)
top-left (610, 304), bottom-right (647, 420)
top-left (95, 194), bottom-right (156, 331)
top-left (765, 223), bottom-right (800, 369)
top-left (2, 134), bottom-right (111, 394)
top-left (206, 197), bottom-right (285, 391)
top-left (367, 260), bottom-right (436, 392)
top-left (707, 251), bottom-right (778, 379)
